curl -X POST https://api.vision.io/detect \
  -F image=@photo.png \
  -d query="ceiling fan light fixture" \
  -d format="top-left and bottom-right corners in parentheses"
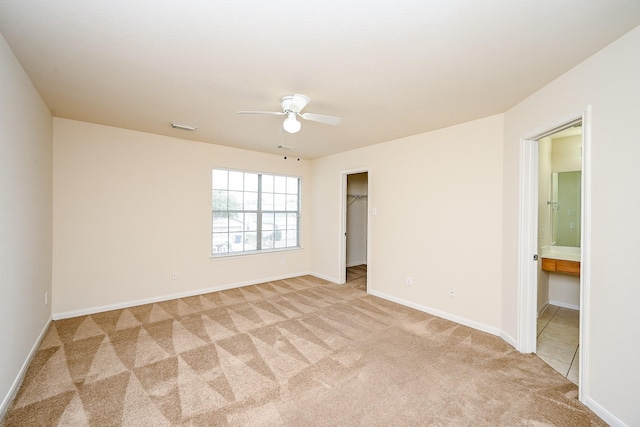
top-left (283, 114), bottom-right (301, 133)
top-left (238, 94), bottom-right (340, 133)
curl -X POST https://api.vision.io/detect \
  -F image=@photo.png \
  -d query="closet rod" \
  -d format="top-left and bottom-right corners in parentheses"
top-left (347, 194), bottom-right (368, 207)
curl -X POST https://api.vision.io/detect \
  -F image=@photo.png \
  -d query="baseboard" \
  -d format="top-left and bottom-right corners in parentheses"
top-left (367, 290), bottom-right (501, 337)
top-left (53, 271), bottom-right (311, 320)
top-left (308, 271), bottom-right (340, 285)
top-left (584, 395), bottom-right (628, 427)
top-left (500, 330), bottom-right (518, 350)
top-left (346, 261), bottom-right (366, 268)
top-left (537, 301), bottom-right (550, 318)
top-left (549, 300), bottom-right (580, 311)
top-left (0, 316), bottom-right (52, 420)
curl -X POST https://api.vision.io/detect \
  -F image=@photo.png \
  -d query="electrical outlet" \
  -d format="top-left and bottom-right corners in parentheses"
top-left (449, 289), bottom-right (456, 298)
top-left (280, 257), bottom-right (286, 265)
top-left (406, 276), bottom-right (413, 286)
top-left (171, 273), bottom-right (178, 280)
top-left (45, 291), bottom-right (48, 305)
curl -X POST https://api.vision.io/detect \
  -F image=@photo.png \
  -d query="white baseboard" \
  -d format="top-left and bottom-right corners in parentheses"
top-left (585, 395), bottom-right (628, 427)
top-left (1, 316), bottom-right (52, 420)
top-left (308, 271), bottom-right (340, 285)
top-left (549, 300), bottom-right (580, 311)
top-left (367, 289), bottom-right (501, 337)
top-left (53, 272), bottom-right (311, 320)
top-left (500, 330), bottom-right (518, 350)
top-left (537, 301), bottom-right (550, 318)
top-left (346, 261), bottom-right (366, 268)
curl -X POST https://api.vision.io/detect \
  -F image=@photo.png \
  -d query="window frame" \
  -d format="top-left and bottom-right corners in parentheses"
top-left (211, 168), bottom-right (301, 257)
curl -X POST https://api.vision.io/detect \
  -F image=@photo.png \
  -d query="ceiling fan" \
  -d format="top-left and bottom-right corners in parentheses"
top-left (237, 94), bottom-right (341, 133)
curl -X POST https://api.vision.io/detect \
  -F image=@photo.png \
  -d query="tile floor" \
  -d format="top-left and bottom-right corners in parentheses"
top-left (536, 304), bottom-right (579, 384)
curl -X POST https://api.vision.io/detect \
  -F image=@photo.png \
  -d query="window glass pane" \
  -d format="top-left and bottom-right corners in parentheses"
top-left (261, 213), bottom-right (275, 250)
top-left (227, 215), bottom-right (244, 252)
top-left (274, 236), bottom-right (286, 249)
top-left (228, 216), bottom-right (244, 233)
top-left (262, 213), bottom-right (275, 231)
top-left (245, 213), bottom-right (257, 231)
top-left (212, 190), bottom-right (228, 211)
top-left (228, 191), bottom-right (244, 210)
top-left (286, 213), bottom-right (298, 230)
top-left (262, 175), bottom-right (274, 193)
top-left (274, 176), bottom-right (286, 193)
top-left (229, 231), bottom-right (244, 252)
top-left (228, 171), bottom-right (244, 191)
top-left (274, 194), bottom-right (286, 211)
top-left (212, 170), bottom-right (228, 190)
top-left (245, 173), bottom-right (258, 192)
top-left (285, 229), bottom-right (298, 247)
top-left (262, 235), bottom-right (273, 249)
top-left (262, 192), bottom-right (274, 211)
top-left (212, 233), bottom-right (229, 253)
top-left (287, 177), bottom-right (298, 195)
top-left (286, 194), bottom-right (298, 211)
top-left (275, 212), bottom-right (287, 228)
top-left (212, 214), bottom-right (229, 233)
top-left (244, 232), bottom-right (258, 251)
top-left (272, 213), bottom-right (286, 249)
top-left (244, 191), bottom-right (258, 210)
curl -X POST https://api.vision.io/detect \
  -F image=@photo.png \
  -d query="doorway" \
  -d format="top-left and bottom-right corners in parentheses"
top-left (517, 109), bottom-right (591, 402)
top-left (340, 170), bottom-right (369, 289)
top-left (535, 124), bottom-right (582, 384)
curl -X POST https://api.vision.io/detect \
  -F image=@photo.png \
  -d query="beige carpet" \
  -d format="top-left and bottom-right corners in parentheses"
top-left (2, 272), bottom-right (605, 426)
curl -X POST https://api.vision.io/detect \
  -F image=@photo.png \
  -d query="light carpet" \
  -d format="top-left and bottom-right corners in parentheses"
top-left (1, 273), bottom-right (605, 426)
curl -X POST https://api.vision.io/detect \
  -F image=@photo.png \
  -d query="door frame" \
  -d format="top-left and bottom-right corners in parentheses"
top-left (339, 168), bottom-right (370, 284)
top-left (517, 106), bottom-right (591, 402)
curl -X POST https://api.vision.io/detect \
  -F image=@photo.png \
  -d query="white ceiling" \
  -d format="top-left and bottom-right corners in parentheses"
top-left (1, 1), bottom-right (639, 159)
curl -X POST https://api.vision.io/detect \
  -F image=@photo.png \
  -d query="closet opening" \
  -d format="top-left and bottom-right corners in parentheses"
top-left (340, 169), bottom-right (369, 291)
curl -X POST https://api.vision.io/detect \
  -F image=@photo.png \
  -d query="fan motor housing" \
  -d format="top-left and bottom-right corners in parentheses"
top-left (282, 94), bottom-right (310, 113)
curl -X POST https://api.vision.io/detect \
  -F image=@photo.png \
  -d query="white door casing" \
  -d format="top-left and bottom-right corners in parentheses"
top-left (517, 107), bottom-right (591, 403)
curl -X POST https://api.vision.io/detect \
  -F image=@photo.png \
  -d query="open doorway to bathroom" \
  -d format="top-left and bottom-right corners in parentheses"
top-left (536, 122), bottom-right (582, 384)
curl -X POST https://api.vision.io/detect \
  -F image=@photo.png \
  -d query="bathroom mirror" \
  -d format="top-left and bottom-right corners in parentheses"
top-left (551, 171), bottom-right (581, 247)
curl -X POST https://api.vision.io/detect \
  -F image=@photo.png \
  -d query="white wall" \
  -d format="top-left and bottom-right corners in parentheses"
top-left (312, 114), bottom-right (504, 332)
top-left (52, 119), bottom-right (312, 317)
top-left (549, 274), bottom-right (580, 309)
top-left (0, 34), bottom-right (53, 415)
top-left (502, 25), bottom-right (640, 426)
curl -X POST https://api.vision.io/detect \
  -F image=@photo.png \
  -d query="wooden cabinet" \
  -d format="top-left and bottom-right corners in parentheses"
top-left (541, 258), bottom-right (580, 276)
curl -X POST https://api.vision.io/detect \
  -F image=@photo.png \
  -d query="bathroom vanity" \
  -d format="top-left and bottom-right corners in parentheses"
top-left (540, 246), bottom-right (580, 276)
top-left (541, 256), bottom-right (580, 276)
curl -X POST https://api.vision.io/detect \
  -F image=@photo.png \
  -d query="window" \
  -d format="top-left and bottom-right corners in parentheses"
top-left (212, 169), bottom-right (300, 256)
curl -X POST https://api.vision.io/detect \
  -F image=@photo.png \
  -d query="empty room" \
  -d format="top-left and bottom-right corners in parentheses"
top-left (1, 1), bottom-right (639, 426)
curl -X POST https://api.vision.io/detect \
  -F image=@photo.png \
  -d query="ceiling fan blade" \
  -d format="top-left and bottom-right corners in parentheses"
top-left (300, 112), bottom-right (342, 125)
top-left (289, 94), bottom-right (311, 112)
top-left (237, 111), bottom-right (285, 116)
